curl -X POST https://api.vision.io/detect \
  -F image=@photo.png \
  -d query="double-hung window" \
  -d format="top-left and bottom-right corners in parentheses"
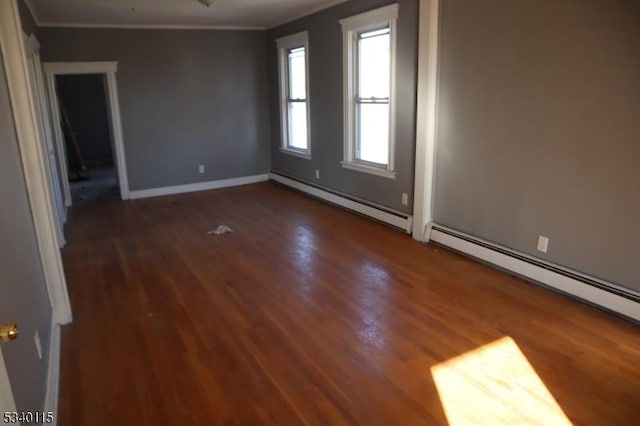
top-left (276, 31), bottom-right (311, 158)
top-left (340, 4), bottom-right (398, 178)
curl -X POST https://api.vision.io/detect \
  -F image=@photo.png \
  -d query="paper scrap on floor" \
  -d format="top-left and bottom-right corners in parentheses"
top-left (208, 225), bottom-right (233, 235)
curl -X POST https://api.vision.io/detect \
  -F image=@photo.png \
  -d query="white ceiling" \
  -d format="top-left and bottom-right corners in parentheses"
top-left (25, 0), bottom-right (348, 30)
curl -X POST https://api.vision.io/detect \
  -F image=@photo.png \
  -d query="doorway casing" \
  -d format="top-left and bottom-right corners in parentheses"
top-left (0, 0), bottom-right (70, 413)
top-left (43, 61), bottom-right (130, 205)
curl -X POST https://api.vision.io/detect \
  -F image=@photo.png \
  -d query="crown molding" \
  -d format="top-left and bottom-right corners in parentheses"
top-left (36, 22), bottom-right (266, 31)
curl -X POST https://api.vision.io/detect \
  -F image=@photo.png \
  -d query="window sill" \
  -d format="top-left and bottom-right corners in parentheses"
top-left (280, 148), bottom-right (311, 160)
top-left (341, 161), bottom-right (396, 179)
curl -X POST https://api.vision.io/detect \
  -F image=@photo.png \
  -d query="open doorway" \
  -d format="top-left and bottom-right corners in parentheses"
top-left (55, 73), bottom-right (118, 203)
top-left (44, 61), bottom-right (129, 207)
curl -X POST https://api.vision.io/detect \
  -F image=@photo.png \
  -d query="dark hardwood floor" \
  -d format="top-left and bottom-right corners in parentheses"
top-left (59, 182), bottom-right (640, 425)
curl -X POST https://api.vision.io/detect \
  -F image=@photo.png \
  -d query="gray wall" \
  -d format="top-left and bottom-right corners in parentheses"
top-left (56, 74), bottom-right (113, 166)
top-left (0, 49), bottom-right (52, 413)
top-left (18, 0), bottom-right (37, 37)
top-left (268, 0), bottom-right (418, 213)
top-left (434, 0), bottom-right (640, 292)
top-left (40, 28), bottom-right (271, 191)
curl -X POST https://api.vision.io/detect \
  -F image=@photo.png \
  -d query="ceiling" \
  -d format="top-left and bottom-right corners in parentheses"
top-left (25, 0), bottom-right (348, 29)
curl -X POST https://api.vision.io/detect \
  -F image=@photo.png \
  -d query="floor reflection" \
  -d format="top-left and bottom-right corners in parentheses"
top-left (292, 224), bottom-right (316, 272)
top-left (356, 260), bottom-right (391, 360)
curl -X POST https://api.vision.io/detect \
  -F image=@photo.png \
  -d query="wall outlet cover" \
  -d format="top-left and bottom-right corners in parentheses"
top-left (537, 235), bottom-right (549, 253)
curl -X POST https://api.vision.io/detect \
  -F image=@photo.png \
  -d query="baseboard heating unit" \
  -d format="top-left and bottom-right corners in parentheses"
top-left (268, 171), bottom-right (413, 234)
top-left (428, 224), bottom-right (640, 322)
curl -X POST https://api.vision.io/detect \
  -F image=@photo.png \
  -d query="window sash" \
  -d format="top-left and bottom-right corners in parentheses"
top-left (287, 101), bottom-right (308, 151)
top-left (286, 47), bottom-right (307, 151)
top-left (287, 47), bottom-right (306, 102)
top-left (355, 102), bottom-right (389, 165)
top-left (353, 27), bottom-right (391, 166)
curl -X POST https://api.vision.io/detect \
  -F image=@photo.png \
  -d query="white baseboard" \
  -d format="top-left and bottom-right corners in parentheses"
top-left (429, 225), bottom-right (640, 322)
top-left (269, 172), bottom-right (413, 233)
top-left (128, 174), bottom-right (269, 200)
top-left (44, 323), bottom-right (61, 426)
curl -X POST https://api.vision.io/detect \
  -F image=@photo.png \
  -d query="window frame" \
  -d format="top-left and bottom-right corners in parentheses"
top-left (340, 4), bottom-right (398, 179)
top-left (276, 31), bottom-right (311, 159)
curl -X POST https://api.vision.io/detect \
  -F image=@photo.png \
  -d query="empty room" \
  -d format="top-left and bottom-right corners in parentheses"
top-left (1, 0), bottom-right (638, 425)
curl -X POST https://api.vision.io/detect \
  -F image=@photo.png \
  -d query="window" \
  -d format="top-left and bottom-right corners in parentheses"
top-left (276, 31), bottom-right (311, 158)
top-left (340, 4), bottom-right (398, 179)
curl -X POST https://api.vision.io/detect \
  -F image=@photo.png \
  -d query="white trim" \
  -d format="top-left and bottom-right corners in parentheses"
top-left (339, 4), bottom-right (399, 30)
top-left (0, 0), bottom-right (72, 325)
top-left (412, 0), bottom-right (440, 242)
top-left (128, 174), bottom-right (269, 200)
top-left (340, 4), bottom-right (398, 175)
top-left (430, 226), bottom-right (640, 322)
top-left (274, 31), bottom-right (309, 48)
top-left (269, 172), bottom-right (412, 233)
top-left (340, 160), bottom-right (396, 179)
top-left (43, 61), bottom-right (130, 203)
top-left (105, 70), bottom-right (129, 199)
top-left (269, 0), bottom-right (348, 28)
top-left (44, 61), bottom-right (117, 75)
top-left (276, 31), bottom-right (312, 158)
top-left (44, 323), bottom-right (61, 426)
top-left (279, 147), bottom-right (311, 160)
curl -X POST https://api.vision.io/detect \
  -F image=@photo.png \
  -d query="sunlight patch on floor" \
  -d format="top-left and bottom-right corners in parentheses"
top-left (431, 336), bottom-right (572, 426)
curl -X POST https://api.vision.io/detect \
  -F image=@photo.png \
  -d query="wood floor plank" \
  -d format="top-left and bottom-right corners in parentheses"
top-left (58, 182), bottom-right (640, 425)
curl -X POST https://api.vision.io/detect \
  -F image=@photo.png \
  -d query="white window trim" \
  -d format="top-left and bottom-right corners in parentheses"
top-left (276, 31), bottom-right (311, 159)
top-left (340, 4), bottom-right (398, 179)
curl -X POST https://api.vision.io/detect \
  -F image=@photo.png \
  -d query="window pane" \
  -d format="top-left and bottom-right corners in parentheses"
top-left (288, 47), bottom-right (306, 100)
top-left (357, 103), bottom-right (389, 164)
top-left (288, 102), bottom-right (308, 150)
top-left (358, 28), bottom-right (390, 98)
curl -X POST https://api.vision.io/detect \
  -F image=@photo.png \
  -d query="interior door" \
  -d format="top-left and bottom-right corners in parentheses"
top-left (23, 33), bottom-right (66, 246)
top-left (1, 6), bottom-right (55, 414)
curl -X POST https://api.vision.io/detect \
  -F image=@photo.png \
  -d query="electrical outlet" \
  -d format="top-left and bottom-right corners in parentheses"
top-left (315, 169), bottom-right (320, 179)
top-left (401, 193), bottom-right (408, 205)
top-left (34, 330), bottom-right (42, 360)
top-left (537, 235), bottom-right (549, 253)
top-left (198, 165), bottom-right (205, 174)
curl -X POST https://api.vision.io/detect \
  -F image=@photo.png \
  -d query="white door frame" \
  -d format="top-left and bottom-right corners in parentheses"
top-left (412, 0), bottom-right (440, 242)
top-left (43, 61), bottom-right (130, 204)
top-left (22, 31), bottom-right (67, 247)
top-left (1, 0), bottom-right (72, 409)
top-left (0, 0), bottom-right (73, 327)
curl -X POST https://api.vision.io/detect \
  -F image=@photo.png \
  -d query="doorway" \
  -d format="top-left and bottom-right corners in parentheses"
top-left (55, 73), bottom-right (118, 203)
top-left (44, 62), bottom-right (130, 206)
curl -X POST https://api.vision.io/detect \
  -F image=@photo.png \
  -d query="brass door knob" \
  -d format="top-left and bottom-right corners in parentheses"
top-left (0, 324), bottom-right (19, 342)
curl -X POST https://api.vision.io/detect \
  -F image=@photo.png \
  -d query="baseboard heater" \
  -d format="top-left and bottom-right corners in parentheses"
top-left (268, 171), bottom-right (413, 234)
top-left (428, 224), bottom-right (640, 322)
